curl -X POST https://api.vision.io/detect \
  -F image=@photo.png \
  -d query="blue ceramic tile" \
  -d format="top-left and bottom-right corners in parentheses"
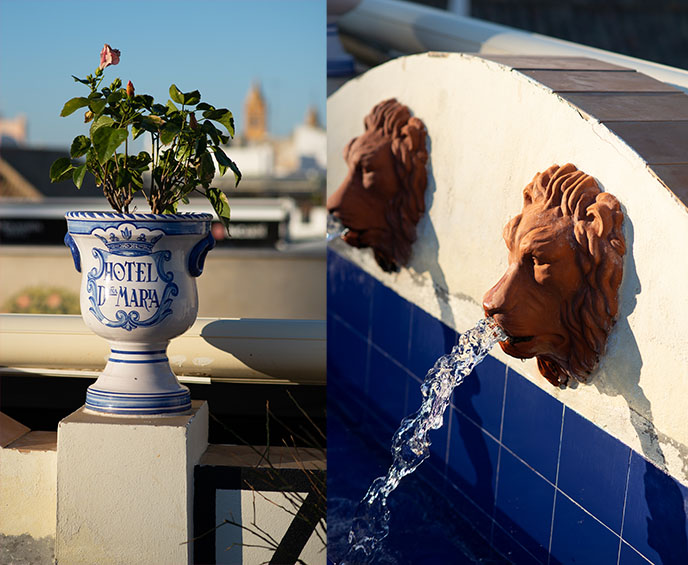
top-left (619, 541), bottom-right (652, 565)
top-left (407, 305), bottom-right (457, 380)
top-left (367, 346), bottom-right (410, 427)
top-left (549, 491), bottom-right (620, 564)
top-left (371, 282), bottom-right (412, 365)
top-left (446, 407), bottom-right (500, 514)
top-left (327, 315), bottom-right (369, 393)
top-left (327, 250), bottom-right (375, 336)
top-left (495, 449), bottom-right (555, 562)
top-left (491, 521), bottom-right (544, 565)
top-left (445, 480), bottom-right (495, 541)
top-left (453, 354), bottom-right (506, 440)
top-left (501, 370), bottom-right (563, 482)
top-left (622, 452), bottom-right (688, 565)
top-left (557, 408), bottom-right (630, 533)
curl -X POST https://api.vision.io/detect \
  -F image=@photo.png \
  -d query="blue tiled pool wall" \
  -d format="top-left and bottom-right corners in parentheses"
top-left (328, 249), bottom-right (688, 565)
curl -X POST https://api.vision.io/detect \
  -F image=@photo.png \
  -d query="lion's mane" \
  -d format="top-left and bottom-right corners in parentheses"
top-left (361, 99), bottom-right (428, 272)
top-left (511, 163), bottom-right (626, 385)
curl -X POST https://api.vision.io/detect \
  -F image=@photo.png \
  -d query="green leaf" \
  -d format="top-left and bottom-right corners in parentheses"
top-left (160, 121), bottom-right (181, 145)
top-left (169, 84), bottom-right (184, 104)
top-left (207, 187), bottom-right (231, 232)
top-left (195, 135), bottom-right (207, 156)
top-left (196, 102), bottom-right (213, 111)
top-left (89, 98), bottom-right (107, 115)
top-left (131, 172), bottom-right (143, 189)
top-left (202, 120), bottom-right (220, 145)
top-left (166, 100), bottom-right (178, 113)
top-left (70, 135), bottom-right (91, 158)
top-left (90, 115), bottom-right (114, 139)
top-left (60, 97), bottom-right (90, 117)
top-left (140, 115), bottom-right (164, 132)
top-left (203, 109), bottom-right (235, 137)
top-left (175, 141), bottom-right (191, 162)
top-left (216, 111), bottom-right (235, 138)
top-left (92, 126), bottom-right (128, 164)
top-left (168, 84), bottom-right (200, 106)
top-left (115, 169), bottom-right (131, 188)
top-left (88, 91), bottom-right (103, 100)
top-left (197, 152), bottom-right (215, 185)
top-left (152, 103), bottom-right (169, 115)
top-left (107, 90), bottom-right (123, 105)
top-left (136, 94), bottom-right (154, 109)
top-left (183, 90), bottom-right (201, 105)
top-left (136, 151), bottom-right (152, 167)
top-left (72, 75), bottom-right (90, 85)
top-left (49, 157), bottom-right (74, 183)
top-left (213, 147), bottom-right (241, 187)
top-left (72, 164), bottom-right (87, 189)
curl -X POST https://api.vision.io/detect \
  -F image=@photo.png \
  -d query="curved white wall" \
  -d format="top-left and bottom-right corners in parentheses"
top-left (328, 53), bottom-right (688, 484)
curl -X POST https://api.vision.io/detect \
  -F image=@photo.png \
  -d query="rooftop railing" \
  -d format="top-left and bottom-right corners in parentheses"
top-left (339, 0), bottom-right (688, 92)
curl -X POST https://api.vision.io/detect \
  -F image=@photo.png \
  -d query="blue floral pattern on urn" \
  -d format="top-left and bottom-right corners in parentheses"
top-left (65, 211), bottom-right (215, 416)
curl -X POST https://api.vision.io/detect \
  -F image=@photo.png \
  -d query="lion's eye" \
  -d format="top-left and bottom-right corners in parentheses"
top-left (361, 169), bottom-right (375, 189)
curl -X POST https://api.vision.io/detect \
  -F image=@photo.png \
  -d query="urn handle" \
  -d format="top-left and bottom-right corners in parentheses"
top-left (188, 231), bottom-right (216, 277)
top-left (64, 232), bottom-right (81, 273)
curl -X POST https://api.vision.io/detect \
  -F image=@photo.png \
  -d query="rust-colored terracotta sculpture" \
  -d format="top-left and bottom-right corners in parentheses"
top-left (483, 163), bottom-right (626, 387)
top-left (327, 98), bottom-right (428, 272)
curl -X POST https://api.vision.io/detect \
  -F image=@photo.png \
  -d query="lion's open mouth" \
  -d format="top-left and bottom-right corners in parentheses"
top-left (507, 335), bottom-right (534, 345)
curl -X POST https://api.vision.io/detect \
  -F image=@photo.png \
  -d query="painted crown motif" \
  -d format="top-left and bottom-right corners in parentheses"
top-left (93, 224), bottom-right (164, 256)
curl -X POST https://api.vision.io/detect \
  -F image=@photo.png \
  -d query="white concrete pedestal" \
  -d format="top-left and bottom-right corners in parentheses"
top-left (56, 401), bottom-right (208, 565)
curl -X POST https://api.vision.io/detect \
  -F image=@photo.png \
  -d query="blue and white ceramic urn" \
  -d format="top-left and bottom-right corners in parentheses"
top-left (65, 211), bottom-right (216, 415)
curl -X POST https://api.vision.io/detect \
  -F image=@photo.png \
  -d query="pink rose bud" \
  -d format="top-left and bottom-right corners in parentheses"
top-left (189, 113), bottom-right (198, 130)
top-left (127, 80), bottom-right (135, 98)
top-left (99, 44), bottom-right (121, 70)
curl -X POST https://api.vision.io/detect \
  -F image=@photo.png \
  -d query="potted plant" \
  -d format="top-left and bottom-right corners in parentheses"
top-left (50, 44), bottom-right (241, 416)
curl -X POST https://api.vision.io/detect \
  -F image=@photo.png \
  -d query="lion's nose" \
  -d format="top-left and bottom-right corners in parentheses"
top-left (482, 272), bottom-right (510, 317)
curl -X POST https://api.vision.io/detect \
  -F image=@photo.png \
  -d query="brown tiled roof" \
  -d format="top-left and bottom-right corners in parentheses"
top-left (0, 146), bottom-right (102, 198)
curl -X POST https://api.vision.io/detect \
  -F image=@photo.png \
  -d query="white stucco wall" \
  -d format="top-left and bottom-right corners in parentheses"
top-left (328, 53), bottom-right (688, 484)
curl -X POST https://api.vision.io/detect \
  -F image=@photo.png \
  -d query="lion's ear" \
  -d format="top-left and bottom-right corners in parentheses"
top-left (586, 193), bottom-right (618, 239)
top-left (583, 193), bottom-right (626, 258)
top-left (502, 215), bottom-right (520, 251)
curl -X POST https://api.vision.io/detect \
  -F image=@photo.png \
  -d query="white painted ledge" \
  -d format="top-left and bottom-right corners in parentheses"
top-left (0, 314), bottom-right (325, 385)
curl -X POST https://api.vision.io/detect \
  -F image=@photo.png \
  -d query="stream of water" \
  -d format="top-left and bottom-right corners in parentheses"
top-left (327, 214), bottom-right (347, 242)
top-left (339, 317), bottom-right (507, 564)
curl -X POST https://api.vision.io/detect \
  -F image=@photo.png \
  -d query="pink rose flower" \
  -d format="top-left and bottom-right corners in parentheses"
top-left (126, 80), bottom-right (135, 98)
top-left (99, 44), bottom-right (121, 70)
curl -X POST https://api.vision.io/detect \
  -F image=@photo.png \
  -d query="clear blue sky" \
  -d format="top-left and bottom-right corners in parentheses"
top-left (0, 0), bottom-right (325, 149)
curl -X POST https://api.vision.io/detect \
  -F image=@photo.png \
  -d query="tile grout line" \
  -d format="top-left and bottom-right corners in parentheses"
top-left (490, 364), bottom-right (509, 545)
top-left (547, 404), bottom-right (566, 563)
top-left (616, 448), bottom-right (634, 565)
top-left (406, 305), bottom-right (415, 368)
top-left (443, 399), bottom-right (453, 469)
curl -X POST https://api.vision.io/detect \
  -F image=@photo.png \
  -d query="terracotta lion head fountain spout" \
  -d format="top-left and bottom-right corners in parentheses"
top-left (483, 163), bottom-right (626, 387)
top-left (327, 98), bottom-right (428, 273)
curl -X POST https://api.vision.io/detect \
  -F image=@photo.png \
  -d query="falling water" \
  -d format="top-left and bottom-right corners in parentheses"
top-left (340, 317), bottom-right (507, 564)
top-left (327, 214), bottom-right (348, 242)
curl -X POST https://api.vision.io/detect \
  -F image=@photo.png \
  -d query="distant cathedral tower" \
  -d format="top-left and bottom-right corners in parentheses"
top-left (244, 82), bottom-right (267, 143)
top-left (305, 106), bottom-right (320, 128)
